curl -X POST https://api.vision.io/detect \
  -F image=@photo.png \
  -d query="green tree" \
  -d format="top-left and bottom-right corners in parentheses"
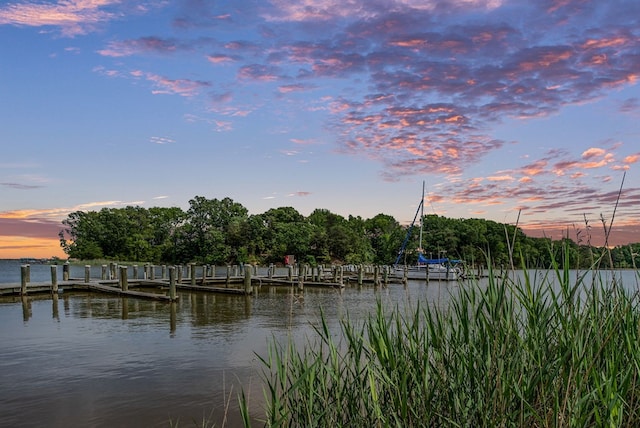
top-left (179, 196), bottom-right (248, 264)
top-left (365, 214), bottom-right (403, 264)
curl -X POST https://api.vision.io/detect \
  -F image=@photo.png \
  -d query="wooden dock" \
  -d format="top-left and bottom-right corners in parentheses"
top-left (0, 280), bottom-right (176, 301)
top-left (0, 262), bottom-right (373, 300)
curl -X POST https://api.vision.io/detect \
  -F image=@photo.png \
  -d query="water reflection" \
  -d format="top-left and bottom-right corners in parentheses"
top-left (21, 295), bottom-right (31, 321)
top-left (52, 294), bottom-right (59, 320)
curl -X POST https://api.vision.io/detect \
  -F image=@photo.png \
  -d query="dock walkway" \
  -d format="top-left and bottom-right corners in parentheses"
top-left (0, 262), bottom-right (379, 300)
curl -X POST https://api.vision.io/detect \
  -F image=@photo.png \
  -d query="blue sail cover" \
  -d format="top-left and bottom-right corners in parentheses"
top-left (417, 254), bottom-right (461, 265)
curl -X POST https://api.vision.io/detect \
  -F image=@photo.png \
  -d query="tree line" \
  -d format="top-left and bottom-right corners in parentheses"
top-left (58, 195), bottom-right (640, 269)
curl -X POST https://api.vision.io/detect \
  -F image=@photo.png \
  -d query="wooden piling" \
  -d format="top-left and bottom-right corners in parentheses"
top-left (120, 266), bottom-right (128, 291)
top-left (50, 265), bottom-right (58, 294)
top-left (101, 265), bottom-right (107, 280)
top-left (110, 262), bottom-right (117, 280)
top-left (63, 262), bottom-right (69, 281)
top-left (298, 265), bottom-right (305, 291)
top-left (168, 266), bottom-right (177, 301)
top-left (20, 265), bottom-right (28, 295)
top-left (84, 265), bottom-right (91, 283)
top-left (244, 264), bottom-right (252, 294)
top-left (26, 264), bottom-right (31, 282)
top-left (190, 264), bottom-right (196, 286)
top-left (226, 265), bottom-right (231, 288)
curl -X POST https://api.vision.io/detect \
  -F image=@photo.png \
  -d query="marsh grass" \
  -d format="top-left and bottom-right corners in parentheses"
top-left (247, 250), bottom-right (640, 427)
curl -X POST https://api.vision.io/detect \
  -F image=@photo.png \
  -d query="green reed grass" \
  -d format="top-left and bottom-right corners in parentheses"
top-left (246, 253), bottom-right (640, 427)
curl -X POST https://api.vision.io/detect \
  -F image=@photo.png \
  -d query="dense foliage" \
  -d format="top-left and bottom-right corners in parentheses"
top-left (58, 196), bottom-right (640, 268)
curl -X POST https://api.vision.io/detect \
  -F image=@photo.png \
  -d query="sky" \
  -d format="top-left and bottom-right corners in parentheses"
top-left (1, 0), bottom-right (639, 259)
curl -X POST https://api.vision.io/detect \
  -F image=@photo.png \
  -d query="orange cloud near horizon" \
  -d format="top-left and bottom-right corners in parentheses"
top-left (0, 236), bottom-right (66, 260)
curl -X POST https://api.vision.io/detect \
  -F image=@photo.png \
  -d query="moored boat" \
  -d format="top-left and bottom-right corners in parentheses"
top-left (393, 182), bottom-right (463, 281)
top-left (393, 254), bottom-right (463, 280)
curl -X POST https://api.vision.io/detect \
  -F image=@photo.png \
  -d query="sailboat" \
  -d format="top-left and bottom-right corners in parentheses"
top-left (393, 182), bottom-right (463, 281)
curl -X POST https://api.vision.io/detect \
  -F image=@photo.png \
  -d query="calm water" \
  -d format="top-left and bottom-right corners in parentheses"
top-left (0, 260), bottom-right (458, 427)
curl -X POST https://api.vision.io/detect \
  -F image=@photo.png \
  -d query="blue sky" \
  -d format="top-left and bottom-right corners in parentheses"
top-left (1, 0), bottom-right (639, 258)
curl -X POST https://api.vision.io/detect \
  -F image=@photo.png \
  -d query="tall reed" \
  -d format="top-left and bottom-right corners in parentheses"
top-left (246, 250), bottom-right (640, 427)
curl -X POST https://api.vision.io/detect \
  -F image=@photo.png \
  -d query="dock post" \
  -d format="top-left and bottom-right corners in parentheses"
top-left (26, 264), bottom-right (31, 282)
top-left (298, 265), bottom-right (305, 291)
top-left (84, 265), bottom-right (91, 283)
top-left (177, 265), bottom-right (183, 284)
top-left (51, 265), bottom-right (58, 294)
top-left (133, 265), bottom-right (138, 280)
top-left (243, 264), bottom-right (252, 294)
top-left (201, 265), bottom-right (207, 285)
top-left (63, 262), bottom-right (69, 281)
top-left (190, 263), bottom-right (196, 286)
top-left (374, 265), bottom-right (380, 287)
top-left (109, 262), bottom-right (116, 280)
top-left (101, 265), bottom-right (107, 280)
top-left (339, 265), bottom-right (344, 287)
top-left (150, 265), bottom-right (155, 280)
top-left (120, 266), bottom-right (128, 291)
top-left (288, 265), bottom-right (293, 282)
top-left (268, 264), bottom-right (274, 279)
top-left (383, 266), bottom-right (389, 286)
top-left (168, 266), bottom-right (177, 301)
top-left (161, 265), bottom-right (166, 280)
top-left (211, 265), bottom-right (216, 279)
top-left (226, 265), bottom-right (231, 288)
top-left (357, 265), bottom-right (364, 287)
top-left (21, 265), bottom-right (28, 295)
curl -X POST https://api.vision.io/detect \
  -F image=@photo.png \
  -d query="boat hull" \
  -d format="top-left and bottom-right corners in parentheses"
top-left (393, 265), bottom-right (461, 281)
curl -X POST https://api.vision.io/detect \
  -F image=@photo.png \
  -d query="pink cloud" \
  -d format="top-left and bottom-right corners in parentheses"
top-left (143, 72), bottom-right (211, 97)
top-left (623, 154), bottom-right (640, 164)
top-left (207, 54), bottom-right (237, 64)
top-left (582, 147), bottom-right (606, 159)
top-left (0, 0), bottom-right (121, 36)
top-left (0, 217), bottom-right (62, 239)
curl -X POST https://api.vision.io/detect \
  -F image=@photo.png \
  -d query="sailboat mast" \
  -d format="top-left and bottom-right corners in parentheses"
top-left (418, 181), bottom-right (425, 252)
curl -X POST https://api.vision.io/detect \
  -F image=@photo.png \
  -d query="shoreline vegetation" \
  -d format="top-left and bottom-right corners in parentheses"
top-left (55, 196), bottom-right (639, 270)
top-left (238, 249), bottom-right (640, 427)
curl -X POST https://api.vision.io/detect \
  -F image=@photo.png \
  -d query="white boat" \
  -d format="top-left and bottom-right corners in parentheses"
top-left (393, 182), bottom-right (463, 281)
top-left (393, 255), bottom-right (463, 281)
